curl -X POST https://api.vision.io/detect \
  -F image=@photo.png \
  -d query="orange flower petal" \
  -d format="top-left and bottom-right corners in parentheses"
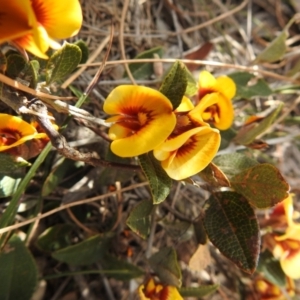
top-left (0, 0), bottom-right (33, 43)
top-left (154, 126), bottom-right (220, 180)
top-left (104, 85), bottom-right (176, 157)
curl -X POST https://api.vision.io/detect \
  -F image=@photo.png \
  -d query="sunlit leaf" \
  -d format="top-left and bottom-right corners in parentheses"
top-left (179, 285), bottom-right (219, 297)
top-left (52, 234), bottom-right (111, 266)
top-left (234, 103), bottom-right (283, 145)
top-left (149, 247), bottom-right (182, 287)
top-left (126, 199), bottom-right (153, 239)
top-left (159, 60), bottom-right (187, 109)
top-left (188, 244), bottom-right (211, 272)
top-left (257, 250), bottom-right (286, 287)
top-left (203, 191), bottom-right (260, 274)
top-left (0, 173), bottom-right (22, 198)
top-left (213, 153), bottom-right (258, 178)
top-left (0, 235), bottom-right (38, 300)
top-left (46, 43), bottom-right (82, 84)
top-left (231, 163), bottom-right (289, 208)
top-left (139, 152), bottom-right (172, 204)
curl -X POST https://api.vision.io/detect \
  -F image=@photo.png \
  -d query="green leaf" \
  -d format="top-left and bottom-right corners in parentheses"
top-left (139, 152), bottom-right (172, 204)
top-left (125, 46), bottom-right (163, 79)
top-left (36, 224), bottom-right (74, 252)
top-left (203, 191), bottom-right (260, 274)
top-left (0, 173), bottom-right (22, 198)
top-left (74, 40), bottom-right (89, 64)
top-left (100, 254), bottom-right (144, 280)
top-left (199, 162), bottom-right (230, 187)
top-left (234, 103), bottom-right (283, 145)
top-left (52, 234), bottom-right (111, 266)
top-left (161, 220), bottom-right (193, 242)
top-left (257, 250), bottom-right (286, 287)
top-left (126, 199), bottom-right (153, 239)
top-left (0, 235), bottom-right (38, 300)
top-left (149, 247), bottom-right (182, 287)
top-left (184, 67), bottom-right (198, 96)
top-left (213, 153), bottom-right (258, 178)
top-left (46, 43), bottom-right (82, 84)
top-left (231, 163), bottom-right (289, 208)
top-left (255, 30), bottom-right (288, 63)
top-left (6, 54), bottom-right (39, 88)
top-left (179, 285), bottom-right (219, 297)
top-left (42, 158), bottom-right (74, 197)
top-left (228, 72), bottom-right (273, 99)
top-left (159, 60), bottom-right (187, 109)
top-left (0, 153), bottom-right (31, 174)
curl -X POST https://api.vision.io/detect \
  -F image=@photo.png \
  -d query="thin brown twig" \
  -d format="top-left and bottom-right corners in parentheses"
top-left (0, 73), bottom-right (74, 100)
top-left (85, 23), bottom-right (114, 95)
top-left (80, 57), bottom-right (300, 84)
top-left (0, 182), bottom-right (149, 235)
top-left (119, 0), bottom-right (136, 84)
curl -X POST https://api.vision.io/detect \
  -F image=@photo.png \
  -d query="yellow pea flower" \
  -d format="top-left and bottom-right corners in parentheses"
top-left (0, 0), bottom-right (82, 58)
top-left (254, 276), bottom-right (295, 300)
top-left (138, 278), bottom-right (183, 300)
top-left (104, 85), bottom-right (176, 157)
top-left (264, 195), bottom-right (300, 279)
top-left (0, 114), bottom-right (47, 151)
top-left (196, 70), bottom-right (236, 130)
top-left (154, 95), bottom-right (220, 180)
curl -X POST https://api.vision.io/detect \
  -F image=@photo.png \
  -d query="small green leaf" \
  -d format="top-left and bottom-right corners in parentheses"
top-left (234, 103), bottom-right (283, 145)
top-left (6, 54), bottom-right (39, 88)
top-left (203, 191), bottom-right (260, 274)
top-left (231, 163), bottom-right (289, 208)
top-left (74, 40), bottom-right (89, 64)
top-left (255, 30), bottom-right (288, 63)
top-left (0, 153), bottom-right (31, 174)
top-left (100, 254), bottom-right (144, 280)
top-left (257, 250), bottom-right (286, 287)
top-left (161, 220), bottom-right (193, 242)
top-left (213, 153), bottom-right (258, 178)
top-left (126, 200), bottom-right (153, 239)
top-left (52, 234), bottom-right (111, 266)
top-left (0, 173), bottom-right (22, 198)
top-left (184, 67), bottom-right (198, 96)
top-left (42, 158), bottom-right (74, 197)
top-left (228, 72), bottom-right (272, 99)
top-left (139, 152), bottom-right (172, 204)
top-left (36, 224), bottom-right (74, 252)
top-left (126, 46), bottom-right (164, 79)
top-left (159, 60), bottom-right (187, 109)
top-left (199, 162), bottom-right (230, 187)
top-left (46, 43), bottom-right (82, 84)
top-left (0, 235), bottom-right (38, 300)
top-left (179, 285), bottom-right (219, 297)
top-left (149, 247), bottom-right (182, 287)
